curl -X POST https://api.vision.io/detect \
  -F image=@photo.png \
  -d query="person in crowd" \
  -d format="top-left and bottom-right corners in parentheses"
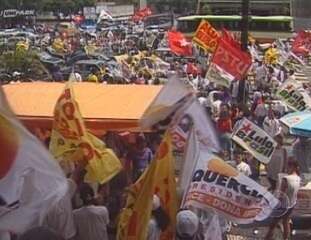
top-left (234, 150), bottom-right (252, 177)
top-left (127, 135), bottom-right (153, 181)
top-left (73, 183), bottom-right (110, 240)
top-left (265, 160), bottom-right (301, 240)
top-left (216, 103), bottom-right (232, 152)
top-left (87, 68), bottom-right (99, 83)
top-left (176, 210), bottom-right (200, 240)
top-left (254, 96), bottom-right (267, 127)
top-left (230, 79), bottom-right (239, 104)
top-left (277, 65), bottom-right (287, 83)
top-left (263, 109), bottom-right (281, 137)
top-left (147, 195), bottom-right (170, 240)
top-left (246, 152), bottom-right (260, 181)
top-left (44, 178), bottom-right (77, 240)
top-left (267, 134), bottom-right (288, 192)
top-left (255, 60), bottom-right (267, 90)
top-left (288, 69), bottom-right (295, 82)
top-left (293, 136), bottom-right (311, 174)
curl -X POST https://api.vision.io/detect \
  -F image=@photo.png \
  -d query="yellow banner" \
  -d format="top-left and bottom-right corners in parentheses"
top-left (117, 132), bottom-right (177, 240)
top-left (49, 81), bottom-right (122, 184)
top-left (193, 20), bottom-right (220, 53)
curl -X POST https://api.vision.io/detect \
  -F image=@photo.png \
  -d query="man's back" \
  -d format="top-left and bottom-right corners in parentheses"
top-left (73, 205), bottom-right (109, 240)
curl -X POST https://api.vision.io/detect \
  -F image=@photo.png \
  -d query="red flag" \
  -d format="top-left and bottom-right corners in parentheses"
top-left (292, 31), bottom-right (311, 56)
top-left (168, 31), bottom-right (193, 56)
top-left (132, 7), bottom-right (152, 22)
top-left (212, 37), bottom-right (251, 80)
top-left (222, 28), bottom-right (241, 49)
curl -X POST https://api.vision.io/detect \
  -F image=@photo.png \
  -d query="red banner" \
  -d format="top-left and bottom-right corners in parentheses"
top-left (132, 7), bottom-right (152, 22)
top-left (212, 38), bottom-right (251, 80)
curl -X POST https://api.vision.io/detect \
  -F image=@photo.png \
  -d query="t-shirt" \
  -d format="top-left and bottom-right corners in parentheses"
top-left (263, 117), bottom-right (281, 137)
top-left (237, 162), bottom-right (252, 176)
top-left (44, 179), bottom-right (77, 239)
top-left (73, 205), bottom-right (109, 240)
top-left (267, 148), bottom-right (286, 181)
top-left (129, 148), bottom-right (153, 170)
top-left (283, 174), bottom-right (301, 208)
top-left (87, 74), bottom-right (99, 83)
top-left (217, 118), bottom-right (232, 133)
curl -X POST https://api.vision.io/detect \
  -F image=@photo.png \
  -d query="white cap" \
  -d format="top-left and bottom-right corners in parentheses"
top-left (176, 210), bottom-right (199, 237)
top-left (152, 195), bottom-right (161, 210)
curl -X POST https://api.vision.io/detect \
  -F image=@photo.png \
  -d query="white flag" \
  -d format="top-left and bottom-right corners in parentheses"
top-left (0, 88), bottom-right (67, 233)
top-left (183, 125), bottom-right (278, 224)
top-left (141, 76), bottom-right (220, 152)
top-left (204, 215), bottom-right (222, 240)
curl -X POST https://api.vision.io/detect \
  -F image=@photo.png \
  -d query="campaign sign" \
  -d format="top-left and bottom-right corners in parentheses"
top-left (232, 118), bottom-right (277, 164)
top-left (278, 81), bottom-right (311, 112)
top-left (193, 20), bottom-right (220, 53)
top-left (184, 150), bottom-right (278, 224)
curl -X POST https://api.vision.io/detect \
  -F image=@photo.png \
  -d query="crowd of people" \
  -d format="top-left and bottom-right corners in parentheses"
top-left (2, 14), bottom-right (311, 240)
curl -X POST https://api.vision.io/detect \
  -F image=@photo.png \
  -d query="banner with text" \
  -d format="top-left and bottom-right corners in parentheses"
top-left (277, 81), bottom-right (311, 112)
top-left (212, 38), bottom-right (252, 80)
top-left (183, 139), bottom-right (278, 224)
top-left (232, 118), bottom-right (277, 164)
top-left (193, 20), bottom-right (220, 53)
top-left (206, 62), bottom-right (235, 87)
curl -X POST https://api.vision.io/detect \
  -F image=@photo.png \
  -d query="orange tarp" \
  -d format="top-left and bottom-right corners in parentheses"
top-left (3, 82), bottom-right (162, 135)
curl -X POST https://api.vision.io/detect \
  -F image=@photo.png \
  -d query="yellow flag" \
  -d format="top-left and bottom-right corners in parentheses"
top-left (154, 135), bottom-right (177, 240)
top-left (117, 132), bottom-right (177, 240)
top-left (265, 47), bottom-right (279, 65)
top-left (49, 81), bottom-right (122, 184)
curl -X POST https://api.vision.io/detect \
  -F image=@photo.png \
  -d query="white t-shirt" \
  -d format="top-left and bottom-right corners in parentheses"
top-left (255, 65), bottom-right (266, 82)
top-left (237, 162), bottom-right (252, 176)
top-left (283, 174), bottom-right (301, 208)
top-left (254, 103), bottom-right (267, 118)
top-left (263, 117), bottom-right (281, 137)
top-left (73, 205), bottom-right (109, 240)
top-left (44, 179), bottom-right (77, 239)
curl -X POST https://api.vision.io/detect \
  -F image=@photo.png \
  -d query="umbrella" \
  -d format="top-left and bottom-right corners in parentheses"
top-left (280, 111), bottom-right (311, 137)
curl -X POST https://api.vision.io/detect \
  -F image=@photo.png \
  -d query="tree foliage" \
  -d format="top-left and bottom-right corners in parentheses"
top-left (0, 0), bottom-right (96, 13)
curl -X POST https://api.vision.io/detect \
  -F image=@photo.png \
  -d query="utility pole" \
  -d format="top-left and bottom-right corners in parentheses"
top-left (241, 0), bottom-right (249, 51)
top-left (196, 0), bottom-right (202, 14)
top-left (238, 0), bottom-right (250, 105)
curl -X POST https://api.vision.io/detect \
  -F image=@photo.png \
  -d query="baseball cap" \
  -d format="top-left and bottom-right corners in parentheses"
top-left (176, 210), bottom-right (199, 237)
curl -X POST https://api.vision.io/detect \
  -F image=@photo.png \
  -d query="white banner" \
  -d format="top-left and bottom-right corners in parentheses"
top-left (232, 118), bottom-right (277, 164)
top-left (141, 76), bottom-right (220, 152)
top-left (277, 80), bottom-right (311, 112)
top-left (183, 147), bottom-right (278, 224)
top-left (206, 63), bottom-right (235, 88)
top-left (0, 89), bottom-right (67, 233)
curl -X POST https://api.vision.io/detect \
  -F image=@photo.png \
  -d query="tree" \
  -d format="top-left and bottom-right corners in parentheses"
top-left (42, 0), bottom-right (96, 14)
top-left (0, 0), bottom-right (96, 13)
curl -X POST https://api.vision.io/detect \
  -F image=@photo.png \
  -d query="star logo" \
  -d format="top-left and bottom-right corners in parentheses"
top-left (179, 39), bottom-right (189, 47)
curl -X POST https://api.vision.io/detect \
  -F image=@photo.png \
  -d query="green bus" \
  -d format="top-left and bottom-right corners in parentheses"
top-left (176, 15), bottom-right (294, 42)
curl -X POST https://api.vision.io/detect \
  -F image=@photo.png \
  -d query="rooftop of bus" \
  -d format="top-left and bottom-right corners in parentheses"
top-left (177, 15), bottom-right (293, 22)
